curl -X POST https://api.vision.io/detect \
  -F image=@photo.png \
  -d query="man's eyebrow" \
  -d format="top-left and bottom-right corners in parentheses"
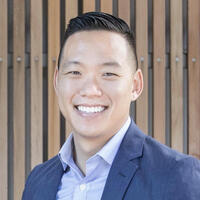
top-left (101, 61), bottom-right (121, 67)
top-left (62, 61), bottom-right (121, 68)
top-left (63, 60), bottom-right (81, 67)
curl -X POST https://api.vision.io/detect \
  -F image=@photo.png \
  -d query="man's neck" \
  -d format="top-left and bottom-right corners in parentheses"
top-left (72, 134), bottom-right (111, 176)
top-left (71, 117), bottom-right (130, 175)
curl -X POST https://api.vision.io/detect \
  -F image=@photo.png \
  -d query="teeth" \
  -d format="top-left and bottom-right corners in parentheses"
top-left (77, 106), bottom-right (105, 113)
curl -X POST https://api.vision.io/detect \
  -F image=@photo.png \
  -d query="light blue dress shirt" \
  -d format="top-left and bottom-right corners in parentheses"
top-left (56, 117), bottom-right (131, 200)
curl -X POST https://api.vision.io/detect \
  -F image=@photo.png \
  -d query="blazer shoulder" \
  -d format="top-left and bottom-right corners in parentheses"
top-left (164, 155), bottom-right (200, 199)
top-left (127, 120), bottom-right (200, 170)
top-left (143, 135), bottom-right (196, 167)
top-left (143, 135), bottom-right (200, 177)
top-left (25, 155), bottom-right (62, 187)
top-left (22, 155), bottom-right (63, 200)
top-left (140, 136), bottom-right (200, 199)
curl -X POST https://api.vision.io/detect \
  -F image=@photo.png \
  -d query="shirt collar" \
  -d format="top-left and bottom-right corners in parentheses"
top-left (58, 134), bottom-right (73, 171)
top-left (97, 117), bottom-right (131, 165)
top-left (58, 117), bottom-right (131, 170)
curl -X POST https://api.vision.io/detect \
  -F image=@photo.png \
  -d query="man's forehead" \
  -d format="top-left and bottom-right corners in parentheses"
top-left (64, 30), bottom-right (129, 49)
top-left (59, 30), bottom-right (136, 70)
top-left (63, 31), bottom-right (130, 55)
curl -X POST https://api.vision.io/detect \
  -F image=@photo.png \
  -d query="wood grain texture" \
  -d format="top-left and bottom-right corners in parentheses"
top-left (170, 0), bottom-right (183, 152)
top-left (153, 0), bottom-right (166, 144)
top-left (83, 0), bottom-right (95, 13)
top-left (30, 0), bottom-right (43, 169)
top-left (118, 0), bottom-right (130, 25)
top-left (13, 0), bottom-right (25, 199)
top-left (0, 0), bottom-right (8, 199)
top-left (188, 0), bottom-right (200, 159)
top-left (66, 0), bottom-right (78, 26)
top-left (135, 0), bottom-right (148, 134)
top-left (48, 0), bottom-right (60, 158)
top-left (101, 0), bottom-right (112, 14)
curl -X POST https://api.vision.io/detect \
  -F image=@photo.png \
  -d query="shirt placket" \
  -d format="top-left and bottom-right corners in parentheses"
top-left (73, 182), bottom-right (87, 200)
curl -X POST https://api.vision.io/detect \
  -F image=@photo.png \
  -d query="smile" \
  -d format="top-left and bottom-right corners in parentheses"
top-left (75, 105), bottom-right (107, 113)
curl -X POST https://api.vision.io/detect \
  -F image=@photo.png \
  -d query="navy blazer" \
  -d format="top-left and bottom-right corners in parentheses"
top-left (22, 120), bottom-right (200, 200)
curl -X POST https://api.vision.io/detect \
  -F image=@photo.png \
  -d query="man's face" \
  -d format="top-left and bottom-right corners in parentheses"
top-left (55, 30), bottom-right (143, 142)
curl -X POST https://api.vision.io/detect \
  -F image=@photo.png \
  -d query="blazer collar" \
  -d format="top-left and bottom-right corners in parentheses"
top-left (101, 120), bottom-right (146, 200)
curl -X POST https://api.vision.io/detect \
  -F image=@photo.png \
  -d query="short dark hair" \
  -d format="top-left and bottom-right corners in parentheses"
top-left (58, 12), bottom-right (138, 69)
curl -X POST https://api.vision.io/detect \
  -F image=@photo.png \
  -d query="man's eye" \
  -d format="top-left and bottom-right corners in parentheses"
top-left (67, 71), bottom-right (81, 75)
top-left (103, 72), bottom-right (118, 77)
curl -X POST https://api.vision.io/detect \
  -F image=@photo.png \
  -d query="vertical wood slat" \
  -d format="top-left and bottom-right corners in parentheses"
top-left (170, 0), bottom-right (183, 152)
top-left (118, 0), bottom-right (130, 25)
top-left (188, 0), bottom-right (200, 159)
top-left (101, 0), bottom-right (113, 14)
top-left (13, 0), bottom-right (25, 199)
top-left (135, 0), bottom-right (148, 134)
top-left (30, 0), bottom-right (43, 169)
top-left (153, 0), bottom-right (166, 144)
top-left (83, 0), bottom-right (95, 13)
top-left (65, 0), bottom-right (78, 25)
top-left (65, 0), bottom-right (78, 138)
top-left (48, 0), bottom-right (60, 158)
top-left (0, 0), bottom-right (8, 199)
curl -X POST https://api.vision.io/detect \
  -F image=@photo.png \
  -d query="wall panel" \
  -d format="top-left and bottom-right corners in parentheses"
top-left (30, 0), bottom-right (43, 169)
top-left (83, 0), bottom-right (95, 13)
top-left (188, 0), bottom-right (200, 159)
top-left (48, 0), bottom-right (61, 158)
top-left (170, 0), bottom-right (183, 153)
top-left (101, 0), bottom-right (112, 14)
top-left (13, 0), bottom-right (25, 199)
top-left (0, 0), bottom-right (8, 199)
top-left (66, 0), bottom-right (78, 25)
top-left (135, 0), bottom-right (148, 134)
top-left (153, 0), bottom-right (166, 144)
top-left (118, 0), bottom-right (130, 25)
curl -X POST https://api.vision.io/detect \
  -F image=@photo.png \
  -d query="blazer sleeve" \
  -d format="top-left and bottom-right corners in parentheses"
top-left (164, 156), bottom-right (200, 200)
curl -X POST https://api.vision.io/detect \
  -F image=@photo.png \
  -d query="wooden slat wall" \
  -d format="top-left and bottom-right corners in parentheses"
top-left (13, 1), bottom-right (25, 199)
top-left (136, 0), bottom-right (148, 133)
top-left (0, 0), bottom-right (8, 199)
top-left (66, 0), bottom-right (78, 25)
top-left (118, 0), bottom-right (130, 25)
top-left (170, 0), bottom-right (183, 153)
top-left (2, 1), bottom-right (200, 199)
top-left (101, 0), bottom-right (112, 14)
top-left (83, 0), bottom-right (95, 13)
top-left (153, 0), bottom-right (166, 144)
top-left (48, 0), bottom-right (61, 159)
top-left (30, 0), bottom-right (43, 169)
top-left (188, 0), bottom-right (200, 158)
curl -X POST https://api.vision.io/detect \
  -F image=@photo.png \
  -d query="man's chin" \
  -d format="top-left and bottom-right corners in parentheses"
top-left (72, 125), bottom-right (106, 139)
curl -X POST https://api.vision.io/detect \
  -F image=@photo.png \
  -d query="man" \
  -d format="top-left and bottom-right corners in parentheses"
top-left (22, 12), bottom-right (200, 200)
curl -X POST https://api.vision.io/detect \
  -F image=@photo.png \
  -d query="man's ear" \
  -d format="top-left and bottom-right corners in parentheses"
top-left (131, 69), bottom-right (143, 101)
top-left (54, 66), bottom-right (59, 95)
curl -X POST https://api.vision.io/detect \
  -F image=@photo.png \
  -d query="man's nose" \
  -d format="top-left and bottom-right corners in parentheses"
top-left (79, 76), bottom-right (102, 97)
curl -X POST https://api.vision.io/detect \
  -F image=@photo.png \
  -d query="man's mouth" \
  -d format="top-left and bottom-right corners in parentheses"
top-left (75, 105), bottom-right (108, 114)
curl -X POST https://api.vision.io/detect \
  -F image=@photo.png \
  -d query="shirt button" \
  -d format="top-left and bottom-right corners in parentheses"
top-left (80, 184), bottom-right (86, 191)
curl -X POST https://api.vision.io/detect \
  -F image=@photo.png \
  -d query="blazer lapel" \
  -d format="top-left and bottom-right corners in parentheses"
top-left (101, 121), bottom-right (146, 200)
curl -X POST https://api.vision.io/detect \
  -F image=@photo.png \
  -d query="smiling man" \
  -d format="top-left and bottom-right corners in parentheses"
top-left (22, 12), bottom-right (200, 200)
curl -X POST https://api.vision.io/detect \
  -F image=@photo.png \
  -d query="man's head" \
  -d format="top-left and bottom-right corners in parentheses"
top-left (58, 12), bottom-right (138, 70)
top-left (54, 12), bottom-right (143, 144)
